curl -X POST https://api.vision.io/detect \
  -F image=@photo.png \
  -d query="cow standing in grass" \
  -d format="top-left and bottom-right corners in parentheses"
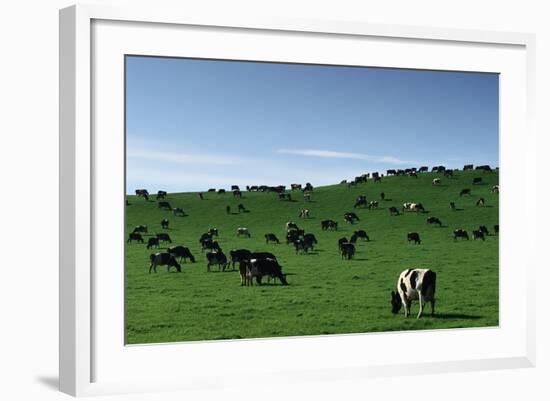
top-left (407, 232), bottom-right (421, 244)
top-left (391, 268), bottom-right (436, 318)
top-left (149, 253), bottom-right (181, 273)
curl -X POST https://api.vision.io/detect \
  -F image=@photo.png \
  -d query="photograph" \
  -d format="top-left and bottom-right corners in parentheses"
top-left (124, 55), bottom-right (499, 344)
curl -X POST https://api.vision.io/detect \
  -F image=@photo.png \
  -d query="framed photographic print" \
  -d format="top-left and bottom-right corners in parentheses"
top-left (60, 4), bottom-right (536, 397)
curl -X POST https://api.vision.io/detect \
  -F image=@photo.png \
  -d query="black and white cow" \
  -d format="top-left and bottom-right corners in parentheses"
top-left (344, 212), bottom-right (360, 224)
top-left (158, 201), bottom-right (172, 210)
top-left (338, 237), bottom-right (349, 251)
top-left (459, 188), bottom-right (471, 196)
top-left (432, 178), bottom-right (441, 185)
top-left (173, 207), bottom-right (185, 216)
top-left (407, 232), bottom-right (421, 244)
top-left (167, 246), bottom-right (196, 263)
top-left (291, 184), bottom-right (302, 191)
top-left (133, 225), bottom-right (148, 233)
top-left (149, 253), bottom-right (181, 273)
top-left (463, 164), bottom-right (474, 171)
top-left (403, 202), bottom-right (425, 213)
top-left (476, 197), bottom-right (485, 207)
top-left (206, 251), bottom-right (228, 271)
top-left (208, 228), bottom-right (219, 237)
top-left (242, 258), bottom-right (288, 285)
top-left (201, 239), bottom-right (220, 253)
top-left (491, 185), bottom-right (500, 194)
top-left (321, 220), bottom-right (338, 231)
top-left (354, 195), bottom-right (367, 209)
top-left (391, 268), bottom-right (436, 318)
top-left (127, 232), bottom-right (144, 243)
top-left (472, 229), bottom-right (486, 241)
top-left (237, 227), bottom-right (251, 238)
top-left (479, 225), bottom-right (489, 236)
top-left (473, 177), bottom-right (483, 185)
top-left (229, 249), bottom-right (252, 269)
top-left (453, 229), bottom-right (469, 240)
top-left (161, 219), bottom-right (169, 229)
top-left (265, 233), bottom-right (280, 244)
top-left (368, 201), bottom-right (379, 210)
top-left (298, 209), bottom-right (310, 219)
top-left (156, 190), bottom-right (167, 200)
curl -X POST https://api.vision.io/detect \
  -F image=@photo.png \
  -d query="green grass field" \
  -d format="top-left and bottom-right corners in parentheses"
top-left (125, 170), bottom-right (499, 344)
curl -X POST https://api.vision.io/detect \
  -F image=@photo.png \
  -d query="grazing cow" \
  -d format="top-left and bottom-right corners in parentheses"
top-left (147, 237), bottom-right (160, 249)
top-left (286, 221), bottom-right (299, 231)
top-left (237, 227), bottom-right (251, 238)
top-left (286, 230), bottom-right (301, 244)
top-left (380, 192), bottom-right (385, 201)
top-left (233, 190), bottom-right (242, 198)
top-left (494, 224), bottom-right (499, 234)
top-left (135, 189), bottom-right (149, 197)
top-left (303, 192), bottom-right (312, 202)
top-left (449, 202), bottom-right (456, 211)
top-left (167, 246), bottom-right (196, 263)
top-left (368, 201), bottom-right (379, 210)
top-left (403, 202), bottom-right (425, 213)
top-left (476, 197), bottom-right (485, 207)
top-left (156, 233), bottom-right (172, 243)
top-left (387, 169), bottom-right (397, 176)
top-left (161, 219), bottom-right (169, 229)
top-left (340, 243), bottom-right (355, 260)
top-left (229, 249), bottom-right (252, 269)
top-left (208, 228), bottom-right (219, 237)
top-left (479, 225), bottom-right (489, 236)
top-left (389, 206), bottom-right (400, 216)
top-left (444, 169), bottom-right (454, 177)
top-left (239, 261), bottom-right (252, 286)
top-left (244, 258), bottom-right (288, 285)
top-left (463, 164), bottom-right (474, 171)
top-left (294, 238), bottom-right (313, 254)
top-left (426, 217), bottom-right (442, 227)
top-left (237, 204), bottom-right (247, 213)
top-left (407, 232), bottom-right (421, 244)
top-left (201, 239), bottom-right (220, 253)
top-left (492, 185), bottom-right (500, 193)
top-left (354, 195), bottom-right (367, 208)
top-left (303, 233), bottom-right (318, 248)
top-left (208, 188), bottom-right (216, 192)
top-left (298, 209), bottom-right (310, 219)
top-left (250, 252), bottom-right (277, 261)
top-left (265, 233), bottom-right (280, 244)
top-left (338, 237), bottom-right (349, 251)
top-left (291, 184), bottom-right (302, 191)
top-left (226, 205), bottom-right (231, 214)
top-left (206, 251), bottom-right (228, 271)
top-left (459, 188), bottom-right (471, 196)
top-left (473, 177), bottom-right (483, 185)
top-left (133, 225), bottom-right (148, 233)
top-left (127, 232), bottom-right (144, 243)
top-left (344, 212), bottom-right (360, 224)
top-left (391, 268), bottom-right (436, 318)
top-left (373, 176), bottom-right (382, 183)
top-left (432, 178), bottom-right (441, 185)
top-left (353, 230), bottom-right (370, 241)
top-left (149, 253), bottom-right (181, 273)
top-left (218, 189), bottom-right (226, 194)
top-left (409, 172), bottom-right (418, 178)
top-left (173, 207), bottom-right (185, 216)
top-left (321, 219), bottom-right (338, 231)
top-left (473, 229), bottom-right (485, 241)
top-left (199, 232), bottom-right (213, 245)
top-left (231, 185), bottom-right (240, 191)
top-left (304, 183), bottom-right (314, 192)
top-left (156, 190), bottom-right (167, 200)
top-left (418, 166), bottom-right (429, 173)
top-left (453, 229), bottom-right (469, 240)
top-left (475, 165), bottom-right (492, 172)
top-left (158, 201), bottom-right (172, 210)
top-left (278, 193), bottom-right (292, 201)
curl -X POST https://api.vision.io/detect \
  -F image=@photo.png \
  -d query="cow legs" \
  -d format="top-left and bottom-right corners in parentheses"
top-left (430, 299), bottom-right (436, 316)
top-left (417, 294), bottom-right (424, 319)
top-left (149, 263), bottom-right (153, 274)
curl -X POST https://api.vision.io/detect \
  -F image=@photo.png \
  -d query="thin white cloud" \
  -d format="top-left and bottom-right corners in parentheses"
top-left (127, 148), bottom-right (245, 166)
top-left (277, 148), bottom-right (417, 166)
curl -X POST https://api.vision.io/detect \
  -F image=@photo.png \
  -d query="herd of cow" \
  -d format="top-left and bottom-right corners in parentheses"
top-left (128, 163), bottom-right (497, 318)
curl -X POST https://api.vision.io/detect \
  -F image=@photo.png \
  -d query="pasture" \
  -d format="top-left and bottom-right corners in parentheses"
top-left (125, 170), bottom-right (499, 344)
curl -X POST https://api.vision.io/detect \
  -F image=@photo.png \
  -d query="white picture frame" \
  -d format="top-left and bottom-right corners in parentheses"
top-left (59, 4), bottom-right (536, 397)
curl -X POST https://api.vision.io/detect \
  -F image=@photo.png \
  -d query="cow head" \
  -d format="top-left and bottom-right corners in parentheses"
top-left (391, 291), bottom-right (402, 314)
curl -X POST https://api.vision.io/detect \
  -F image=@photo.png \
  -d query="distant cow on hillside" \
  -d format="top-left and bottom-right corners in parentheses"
top-left (156, 190), bottom-right (167, 200)
top-left (156, 233), bottom-right (172, 243)
top-left (453, 229), bottom-right (469, 240)
top-left (473, 177), bottom-right (483, 185)
top-left (426, 217), bottom-right (442, 227)
top-left (340, 243), bottom-right (355, 260)
top-left (407, 232), bottom-right (421, 244)
top-left (149, 253), bottom-right (181, 273)
top-left (158, 201), bottom-right (171, 210)
top-left (206, 251), bottom-right (228, 272)
top-left (161, 219), bottom-right (169, 229)
top-left (167, 246), bottom-right (196, 263)
top-left (127, 232), bottom-right (144, 243)
top-left (389, 206), bottom-right (400, 216)
top-left (265, 233), bottom-right (280, 244)
top-left (237, 227), bottom-right (251, 238)
top-left (459, 188), bottom-right (471, 196)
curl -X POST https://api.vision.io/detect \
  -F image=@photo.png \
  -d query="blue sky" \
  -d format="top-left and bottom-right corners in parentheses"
top-left (126, 56), bottom-right (498, 193)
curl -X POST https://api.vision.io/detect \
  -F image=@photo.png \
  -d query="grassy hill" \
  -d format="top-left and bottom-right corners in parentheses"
top-left (125, 170), bottom-right (499, 344)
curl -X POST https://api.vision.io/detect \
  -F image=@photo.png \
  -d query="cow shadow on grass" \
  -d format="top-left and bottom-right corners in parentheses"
top-left (432, 313), bottom-right (482, 320)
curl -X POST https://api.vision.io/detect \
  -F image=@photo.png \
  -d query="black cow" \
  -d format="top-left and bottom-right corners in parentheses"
top-left (250, 252), bottom-right (277, 261)
top-left (133, 225), bottom-right (148, 233)
top-left (231, 185), bottom-right (240, 191)
top-left (286, 230), bottom-right (301, 244)
top-left (206, 251), bottom-right (228, 271)
top-left (303, 233), bottom-right (318, 247)
top-left (453, 229), bottom-right (469, 240)
top-left (147, 237), bottom-right (159, 249)
top-left (135, 189), bottom-right (149, 197)
top-left (265, 233), bottom-right (280, 244)
top-left (353, 230), bottom-right (370, 241)
top-left (244, 258), bottom-right (288, 285)
top-left (426, 217), bottom-right (442, 227)
top-left (418, 166), bottom-right (428, 173)
top-left (407, 232), bottom-right (421, 245)
top-left (294, 238), bottom-right (313, 254)
top-left (459, 188), bottom-right (471, 196)
top-left (338, 237), bottom-right (349, 250)
top-left (387, 169), bottom-right (396, 176)
top-left (321, 219), bottom-right (338, 231)
top-left (475, 165), bottom-right (492, 172)
top-left (380, 192), bottom-right (385, 201)
top-left (229, 249), bottom-right (252, 269)
top-left (156, 190), bottom-right (167, 200)
top-left (156, 233), bottom-right (172, 243)
top-left (173, 207), bottom-right (185, 216)
top-left (127, 232), bottom-right (144, 243)
top-left (354, 195), bottom-right (367, 208)
top-left (479, 225), bottom-right (489, 236)
top-left (161, 219), bottom-right (169, 229)
top-left (202, 239), bottom-right (220, 252)
top-left (473, 177), bottom-right (483, 185)
top-left (208, 188), bottom-right (216, 192)
top-left (344, 212), bottom-right (360, 224)
top-left (340, 243), bottom-right (355, 260)
top-left (218, 189), bottom-right (226, 194)
top-left (233, 190), bottom-right (242, 198)
top-left (167, 246), bottom-right (196, 263)
top-left (149, 253), bottom-right (181, 273)
top-left (473, 229), bottom-right (485, 241)
top-left (208, 228), bottom-right (219, 237)
top-left (463, 164), bottom-right (474, 171)
top-left (158, 201), bottom-right (172, 210)
top-left (278, 193), bottom-right (292, 201)
top-left (444, 169), bottom-right (453, 177)
top-left (199, 232), bottom-right (213, 245)
top-left (389, 206), bottom-right (400, 216)
top-left (226, 205), bottom-right (231, 214)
